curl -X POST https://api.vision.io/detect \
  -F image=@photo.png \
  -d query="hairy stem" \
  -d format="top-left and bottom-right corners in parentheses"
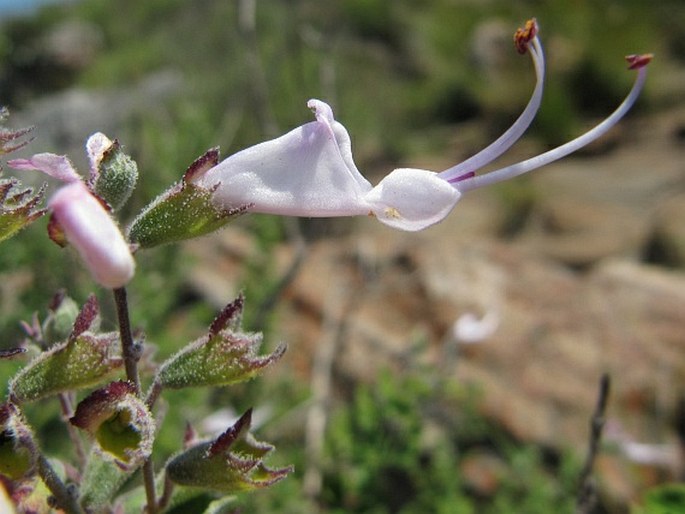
top-left (156, 473), bottom-right (175, 513)
top-left (145, 379), bottom-right (163, 411)
top-left (142, 460), bottom-right (157, 514)
top-left (58, 393), bottom-right (87, 468)
top-left (113, 287), bottom-right (141, 394)
top-left (113, 287), bottom-right (157, 513)
top-left (36, 454), bottom-right (84, 514)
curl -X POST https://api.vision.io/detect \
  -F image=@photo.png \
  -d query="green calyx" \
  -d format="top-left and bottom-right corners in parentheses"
top-left (8, 296), bottom-right (122, 403)
top-left (127, 148), bottom-right (249, 248)
top-left (96, 409), bottom-right (143, 465)
top-left (0, 403), bottom-right (36, 480)
top-left (0, 432), bottom-right (33, 479)
top-left (79, 451), bottom-right (132, 510)
top-left (156, 295), bottom-right (286, 390)
top-left (9, 333), bottom-right (122, 403)
top-left (90, 138), bottom-right (139, 211)
top-left (166, 409), bottom-right (292, 493)
top-left (0, 177), bottom-right (46, 244)
top-left (71, 381), bottom-right (155, 469)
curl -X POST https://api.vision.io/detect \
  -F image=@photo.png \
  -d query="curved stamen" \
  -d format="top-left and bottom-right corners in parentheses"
top-left (455, 55), bottom-right (651, 192)
top-left (440, 20), bottom-right (545, 183)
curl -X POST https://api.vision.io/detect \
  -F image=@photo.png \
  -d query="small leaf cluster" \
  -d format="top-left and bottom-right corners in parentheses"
top-left (1, 291), bottom-right (289, 513)
top-left (0, 108), bottom-right (44, 244)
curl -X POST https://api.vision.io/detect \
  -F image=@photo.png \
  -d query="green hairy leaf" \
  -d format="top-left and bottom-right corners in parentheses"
top-left (8, 297), bottom-right (122, 403)
top-left (128, 148), bottom-right (248, 248)
top-left (166, 409), bottom-right (292, 493)
top-left (156, 295), bottom-right (285, 390)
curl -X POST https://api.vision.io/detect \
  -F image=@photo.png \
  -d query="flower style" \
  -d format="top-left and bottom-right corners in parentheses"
top-left (193, 19), bottom-right (651, 231)
top-left (9, 133), bottom-right (135, 288)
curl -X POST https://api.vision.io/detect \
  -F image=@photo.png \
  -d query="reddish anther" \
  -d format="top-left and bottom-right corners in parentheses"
top-left (514, 18), bottom-right (538, 54)
top-left (626, 53), bottom-right (653, 70)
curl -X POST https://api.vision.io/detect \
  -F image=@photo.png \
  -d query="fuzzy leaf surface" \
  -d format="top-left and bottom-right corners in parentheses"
top-left (128, 148), bottom-right (248, 248)
top-left (0, 177), bottom-right (45, 243)
top-left (8, 332), bottom-right (122, 402)
top-left (157, 296), bottom-right (285, 389)
top-left (166, 409), bottom-right (292, 492)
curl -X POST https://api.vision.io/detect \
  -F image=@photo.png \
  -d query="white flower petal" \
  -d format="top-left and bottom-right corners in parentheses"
top-left (196, 100), bottom-right (373, 217)
top-left (365, 168), bottom-right (461, 231)
top-left (453, 311), bottom-right (500, 344)
top-left (86, 132), bottom-right (114, 175)
top-left (9, 153), bottom-right (81, 183)
top-left (50, 182), bottom-right (135, 288)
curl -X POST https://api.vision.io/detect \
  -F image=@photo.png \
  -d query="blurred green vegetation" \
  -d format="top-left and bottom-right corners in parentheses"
top-left (0, 0), bottom-right (682, 512)
top-left (239, 369), bottom-right (582, 513)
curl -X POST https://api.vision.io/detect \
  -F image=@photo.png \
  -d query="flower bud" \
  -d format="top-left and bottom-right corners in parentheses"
top-left (87, 133), bottom-right (138, 211)
top-left (41, 291), bottom-right (81, 346)
top-left (49, 181), bottom-right (135, 288)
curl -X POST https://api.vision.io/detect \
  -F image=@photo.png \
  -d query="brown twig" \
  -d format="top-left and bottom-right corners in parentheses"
top-left (576, 373), bottom-right (611, 514)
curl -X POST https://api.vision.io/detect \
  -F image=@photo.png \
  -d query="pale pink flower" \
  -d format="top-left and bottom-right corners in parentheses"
top-left (9, 133), bottom-right (135, 288)
top-left (453, 311), bottom-right (500, 344)
top-left (48, 181), bottom-right (134, 288)
top-left (195, 21), bottom-right (651, 231)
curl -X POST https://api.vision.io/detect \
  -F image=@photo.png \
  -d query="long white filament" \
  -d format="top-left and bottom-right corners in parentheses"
top-left (440, 37), bottom-right (545, 183)
top-left (455, 64), bottom-right (648, 192)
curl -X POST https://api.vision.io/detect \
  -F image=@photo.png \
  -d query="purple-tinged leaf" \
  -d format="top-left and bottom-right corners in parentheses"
top-left (208, 294), bottom-right (244, 336)
top-left (70, 294), bottom-right (100, 340)
top-left (0, 348), bottom-right (26, 360)
top-left (184, 147), bottom-right (220, 183)
top-left (166, 408), bottom-right (292, 492)
top-left (71, 381), bottom-right (155, 469)
top-left (207, 409), bottom-right (252, 458)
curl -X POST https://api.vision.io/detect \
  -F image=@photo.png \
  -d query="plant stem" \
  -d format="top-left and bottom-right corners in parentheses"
top-left (37, 454), bottom-right (84, 514)
top-left (156, 474), bottom-right (175, 513)
top-left (112, 287), bottom-right (157, 513)
top-left (58, 392), bottom-right (87, 468)
top-left (142, 460), bottom-right (157, 514)
top-left (576, 373), bottom-right (611, 514)
top-left (145, 379), bottom-right (163, 410)
top-left (113, 287), bottom-right (141, 394)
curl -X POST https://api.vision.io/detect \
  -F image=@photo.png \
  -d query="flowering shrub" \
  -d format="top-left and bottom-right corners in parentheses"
top-left (0, 19), bottom-right (650, 514)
